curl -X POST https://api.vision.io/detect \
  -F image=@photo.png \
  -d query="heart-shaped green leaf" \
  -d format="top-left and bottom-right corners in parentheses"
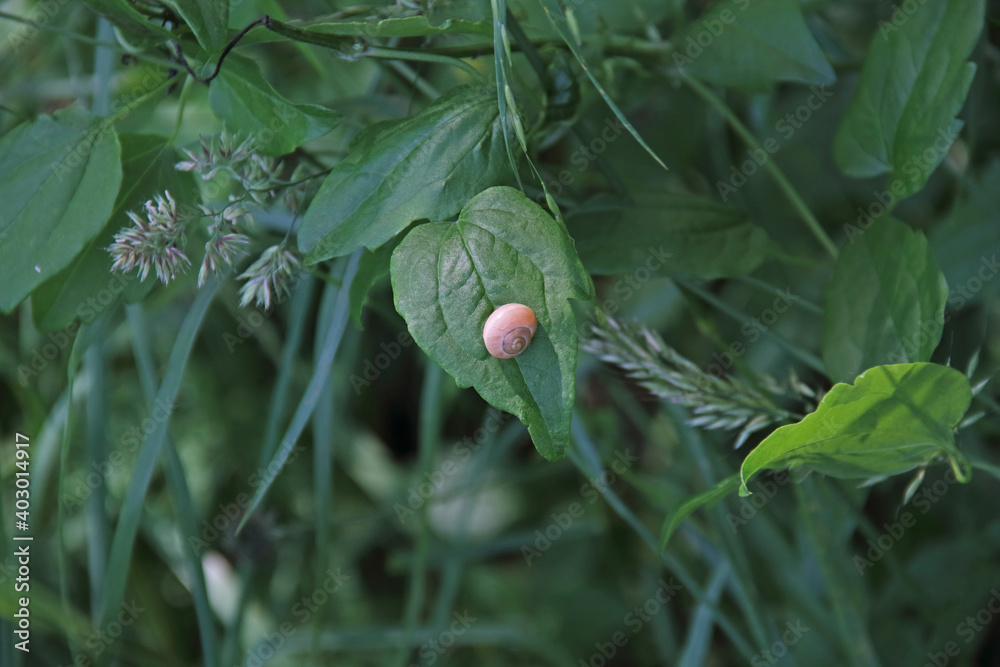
top-left (0, 108), bottom-right (122, 314)
top-left (739, 363), bottom-right (972, 496)
top-left (671, 0), bottom-right (835, 91)
top-left (209, 53), bottom-right (341, 156)
top-left (299, 85), bottom-right (510, 263)
top-left (823, 217), bottom-right (948, 383)
top-left (834, 0), bottom-right (983, 197)
top-left (566, 193), bottom-right (770, 278)
top-left (391, 186), bottom-right (593, 460)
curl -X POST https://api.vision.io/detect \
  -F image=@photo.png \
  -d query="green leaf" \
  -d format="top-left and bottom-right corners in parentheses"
top-left (348, 237), bottom-right (401, 329)
top-left (298, 85), bottom-right (511, 263)
top-left (161, 0), bottom-right (229, 51)
top-left (304, 15), bottom-right (491, 38)
top-left (31, 135), bottom-right (196, 332)
top-left (834, 0), bottom-right (983, 197)
top-left (0, 108), bottom-right (122, 314)
top-left (209, 53), bottom-right (341, 156)
top-left (80, 0), bottom-right (174, 48)
top-left (659, 474), bottom-right (741, 550)
top-left (390, 187), bottom-right (593, 460)
top-left (822, 217), bottom-right (948, 383)
top-left (739, 363), bottom-right (972, 496)
top-left (566, 193), bottom-right (770, 278)
top-left (672, 0), bottom-right (835, 91)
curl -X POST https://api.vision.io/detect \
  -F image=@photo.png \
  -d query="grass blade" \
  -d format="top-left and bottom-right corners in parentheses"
top-left (490, 0), bottom-right (525, 189)
top-left (537, 0), bottom-right (668, 171)
top-left (570, 416), bottom-right (756, 660)
top-left (659, 474), bottom-right (741, 549)
top-left (310, 281), bottom-right (339, 665)
top-left (237, 251), bottom-right (361, 533)
top-left (126, 303), bottom-right (219, 667)
top-left (99, 282), bottom-right (220, 633)
top-left (256, 275), bottom-right (315, 467)
top-left (83, 341), bottom-right (109, 623)
top-left (678, 563), bottom-right (729, 667)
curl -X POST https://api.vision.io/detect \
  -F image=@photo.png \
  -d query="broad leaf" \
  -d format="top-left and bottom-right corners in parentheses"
top-left (739, 363), bottom-right (972, 496)
top-left (834, 0), bottom-right (983, 197)
top-left (161, 0), bottom-right (229, 51)
top-left (32, 135), bottom-right (196, 332)
top-left (0, 109), bottom-right (122, 314)
top-left (209, 54), bottom-right (341, 156)
top-left (671, 0), bottom-right (835, 91)
top-left (928, 160), bottom-right (1000, 294)
top-left (566, 193), bottom-right (770, 278)
top-left (823, 217), bottom-right (947, 383)
top-left (391, 187), bottom-right (593, 460)
top-left (80, 0), bottom-right (174, 48)
top-left (299, 85), bottom-right (511, 262)
top-left (348, 236), bottom-right (403, 329)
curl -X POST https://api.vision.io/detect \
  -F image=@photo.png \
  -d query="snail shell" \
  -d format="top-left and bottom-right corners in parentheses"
top-left (483, 303), bottom-right (537, 359)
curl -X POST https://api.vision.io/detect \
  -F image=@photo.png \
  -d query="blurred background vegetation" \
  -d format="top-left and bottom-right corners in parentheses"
top-left (1, 0), bottom-right (1000, 665)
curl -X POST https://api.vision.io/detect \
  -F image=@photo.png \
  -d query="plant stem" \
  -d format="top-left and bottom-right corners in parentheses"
top-left (679, 74), bottom-right (840, 261)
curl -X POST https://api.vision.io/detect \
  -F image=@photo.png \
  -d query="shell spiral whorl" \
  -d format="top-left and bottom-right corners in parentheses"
top-left (483, 304), bottom-right (537, 359)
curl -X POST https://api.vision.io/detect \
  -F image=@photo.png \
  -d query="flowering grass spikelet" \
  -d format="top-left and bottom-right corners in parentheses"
top-left (238, 245), bottom-right (301, 310)
top-left (108, 191), bottom-right (190, 284)
top-left (584, 317), bottom-right (819, 448)
top-left (198, 223), bottom-right (249, 287)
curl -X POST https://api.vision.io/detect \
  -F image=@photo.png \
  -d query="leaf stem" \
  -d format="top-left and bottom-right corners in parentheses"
top-left (679, 74), bottom-right (839, 261)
